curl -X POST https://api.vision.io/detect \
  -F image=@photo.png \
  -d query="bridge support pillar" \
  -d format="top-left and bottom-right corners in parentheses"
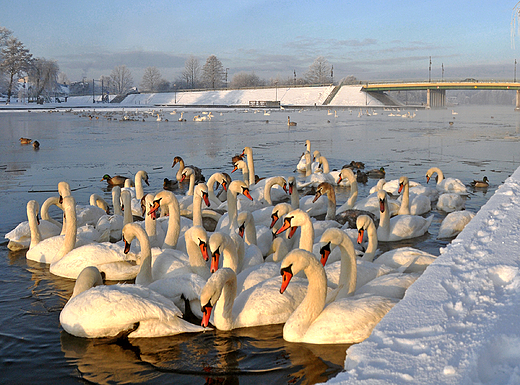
top-left (426, 89), bottom-right (446, 109)
top-left (516, 90), bottom-right (520, 111)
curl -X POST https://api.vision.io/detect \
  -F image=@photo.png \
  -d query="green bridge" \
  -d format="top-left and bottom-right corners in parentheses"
top-left (361, 81), bottom-right (520, 110)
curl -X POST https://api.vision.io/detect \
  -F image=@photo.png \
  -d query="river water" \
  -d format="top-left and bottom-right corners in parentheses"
top-left (1, 104), bottom-right (519, 384)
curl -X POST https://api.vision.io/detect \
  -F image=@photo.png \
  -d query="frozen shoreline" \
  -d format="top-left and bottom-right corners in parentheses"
top-left (327, 166), bottom-right (520, 384)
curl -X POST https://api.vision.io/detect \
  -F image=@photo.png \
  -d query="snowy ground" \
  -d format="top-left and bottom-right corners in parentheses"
top-left (1, 85), bottom-right (386, 108)
top-left (326, 166), bottom-right (520, 384)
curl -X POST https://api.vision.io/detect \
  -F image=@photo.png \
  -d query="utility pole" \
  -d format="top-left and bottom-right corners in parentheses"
top-left (442, 63), bottom-right (444, 82)
top-left (429, 56), bottom-right (432, 82)
top-left (515, 59), bottom-right (517, 82)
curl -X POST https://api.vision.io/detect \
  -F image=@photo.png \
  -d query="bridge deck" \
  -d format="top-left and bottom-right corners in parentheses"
top-left (363, 82), bottom-right (520, 92)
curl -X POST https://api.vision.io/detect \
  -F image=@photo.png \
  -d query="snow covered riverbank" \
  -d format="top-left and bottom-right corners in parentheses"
top-left (327, 166), bottom-right (520, 384)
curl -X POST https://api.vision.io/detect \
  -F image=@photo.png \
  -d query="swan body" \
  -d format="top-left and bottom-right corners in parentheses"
top-left (377, 190), bottom-right (433, 242)
top-left (437, 210), bottom-right (475, 239)
top-left (426, 166), bottom-right (467, 194)
top-left (6, 199), bottom-right (61, 251)
top-left (60, 266), bottom-right (205, 339)
top-left (200, 267), bottom-right (306, 330)
top-left (172, 156), bottom-right (205, 183)
top-left (280, 249), bottom-right (397, 344)
top-left (397, 176), bottom-right (431, 215)
top-left (436, 193), bottom-right (465, 213)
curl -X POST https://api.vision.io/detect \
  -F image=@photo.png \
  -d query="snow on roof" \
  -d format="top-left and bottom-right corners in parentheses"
top-left (327, 166), bottom-right (520, 384)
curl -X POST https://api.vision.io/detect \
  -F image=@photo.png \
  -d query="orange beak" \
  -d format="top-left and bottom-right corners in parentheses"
top-left (210, 250), bottom-right (220, 273)
top-left (398, 183), bottom-right (403, 193)
top-left (202, 192), bottom-right (210, 207)
top-left (280, 266), bottom-right (293, 294)
top-left (320, 242), bottom-right (331, 266)
top-left (379, 198), bottom-right (385, 213)
top-left (201, 304), bottom-right (213, 328)
top-left (199, 241), bottom-right (209, 262)
top-left (337, 175), bottom-right (343, 184)
top-left (242, 188), bottom-right (253, 201)
top-left (357, 228), bottom-right (365, 244)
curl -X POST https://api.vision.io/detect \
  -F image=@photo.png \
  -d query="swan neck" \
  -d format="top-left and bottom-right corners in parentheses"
top-left (135, 227), bottom-right (153, 286)
top-left (245, 148), bottom-right (255, 186)
top-left (299, 220), bottom-right (315, 252)
top-left (398, 182), bottom-right (410, 215)
top-left (325, 188), bottom-right (336, 221)
top-left (363, 220), bottom-right (378, 262)
top-left (27, 201), bottom-right (42, 249)
top-left (337, 237), bottom-right (358, 295)
top-left (55, 199), bottom-right (77, 262)
top-left (112, 187), bottom-right (123, 216)
top-left (213, 270), bottom-right (237, 330)
top-left (163, 198), bottom-right (180, 249)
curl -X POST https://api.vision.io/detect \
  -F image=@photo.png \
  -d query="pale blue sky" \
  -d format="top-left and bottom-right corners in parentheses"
top-left (2, 1), bottom-right (520, 84)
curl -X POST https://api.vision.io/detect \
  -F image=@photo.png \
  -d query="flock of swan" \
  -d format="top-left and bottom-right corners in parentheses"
top-left (5, 141), bottom-right (488, 345)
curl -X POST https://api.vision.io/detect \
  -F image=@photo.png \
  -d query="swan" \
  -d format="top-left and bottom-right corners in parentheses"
top-left (49, 223), bottom-right (148, 280)
top-left (437, 210), bottom-right (475, 239)
top-left (241, 146), bottom-right (256, 187)
top-left (94, 187), bottom-right (125, 243)
top-left (237, 210), bottom-right (273, 257)
top-left (200, 267), bottom-right (307, 330)
top-left (58, 181), bottom-right (107, 228)
top-left (138, 193), bottom-right (165, 248)
top-left (280, 249), bottom-right (397, 344)
top-left (215, 180), bottom-right (253, 234)
top-left (6, 198), bottom-right (61, 251)
top-left (26, 196), bottom-right (102, 264)
top-left (275, 209), bottom-right (315, 252)
top-left (296, 140), bottom-right (312, 171)
top-left (377, 190), bottom-right (434, 242)
top-left (148, 190), bottom-right (182, 249)
top-left (89, 193), bottom-right (110, 214)
top-left (206, 172), bottom-right (229, 207)
top-left (436, 192), bottom-right (466, 213)
top-left (356, 215), bottom-right (437, 272)
top-left (232, 159), bottom-right (250, 186)
top-left (312, 182), bottom-right (338, 221)
top-left (172, 156), bottom-right (205, 183)
top-left (397, 176), bottom-right (431, 215)
top-left (298, 152), bottom-right (336, 188)
top-left (319, 227), bottom-right (420, 301)
top-left (425, 166), bottom-right (467, 194)
top-left (287, 116), bottom-right (297, 126)
top-left (60, 266), bottom-right (205, 339)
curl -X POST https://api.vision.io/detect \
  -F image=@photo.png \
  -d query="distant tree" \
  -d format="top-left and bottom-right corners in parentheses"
top-left (202, 55), bottom-right (225, 89)
top-left (140, 66), bottom-right (163, 92)
top-left (0, 36), bottom-right (33, 102)
top-left (110, 65), bottom-right (133, 94)
top-left (57, 72), bottom-right (70, 85)
top-left (157, 79), bottom-right (171, 92)
top-left (230, 72), bottom-right (264, 88)
top-left (340, 75), bottom-right (358, 85)
top-left (182, 55), bottom-right (201, 88)
top-left (305, 56), bottom-right (332, 85)
top-left (0, 26), bottom-right (12, 48)
top-left (27, 58), bottom-right (59, 99)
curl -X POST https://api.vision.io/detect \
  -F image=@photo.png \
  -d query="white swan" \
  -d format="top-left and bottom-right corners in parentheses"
top-left (397, 176), bottom-right (431, 215)
top-left (356, 215), bottom-right (437, 272)
top-left (215, 180), bottom-right (253, 234)
top-left (206, 172), bottom-right (229, 207)
top-left (200, 267), bottom-right (307, 330)
top-left (6, 198), bottom-right (61, 251)
top-left (172, 156), bottom-right (205, 183)
top-left (232, 159), bottom-right (250, 186)
top-left (241, 146), bottom-right (256, 187)
top-left (336, 168), bottom-right (358, 213)
top-left (426, 166), bottom-right (467, 194)
top-left (237, 210), bottom-right (273, 257)
top-left (296, 140), bottom-right (312, 172)
top-left (377, 190), bottom-right (434, 242)
top-left (121, 170), bottom-right (149, 216)
top-left (58, 181), bottom-right (107, 229)
top-left (319, 227), bottom-right (420, 301)
top-left (49, 223), bottom-right (145, 280)
top-left (436, 192), bottom-right (466, 213)
top-left (280, 249), bottom-right (397, 344)
top-left (60, 266), bottom-right (205, 338)
top-left (148, 190), bottom-right (182, 249)
top-left (26, 196), bottom-right (99, 264)
top-left (437, 210), bottom-right (475, 239)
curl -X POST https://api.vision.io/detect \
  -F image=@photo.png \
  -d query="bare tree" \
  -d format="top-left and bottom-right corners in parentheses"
top-left (110, 65), bottom-right (133, 94)
top-left (140, 66), bottom-right (163, 92)
top-left (0, 36), bottom-right (33, 102)
top-left (202, 55), bottom-right (225, 89)
top-left (27, 58), bottom-right (59, 99)
top-left (182, 55), bottom-right (200, 88)
top-left (305, 56), bottom-right (332, 85)
top-left (57, 72), bottom-right (70, 85)
top-left (0, 26), bottom-right (12, 48)
top-left (230, 72), bottom-right (264, 88)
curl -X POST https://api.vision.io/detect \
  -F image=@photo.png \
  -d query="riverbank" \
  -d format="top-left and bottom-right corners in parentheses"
top-left (327, 165), bottom-right (520, 384)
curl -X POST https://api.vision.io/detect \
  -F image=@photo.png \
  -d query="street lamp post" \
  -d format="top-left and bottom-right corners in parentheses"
top-left (515, 59), bottom-right (517, 82)
top-left (174, 84), bottom-right (177, 103)
top-left (225, 68), bottom-right (229, 88)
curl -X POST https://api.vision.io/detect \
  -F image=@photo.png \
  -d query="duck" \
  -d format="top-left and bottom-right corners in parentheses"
top-left (60, 265), bottom-right (206, 339)
top-left (172, 156), bottom-right (205, 183)
top-left (200, 267), bottom-right (307, 330)
top-left (19, 137), bottom-right (32, 144)
top-left (397, 176), bottom-right (431, 215)
top-left (470, 176), bottom-right (489, 188)
top-left (163, 177), bottom-right (178, 191)
top-left (356, 215), bottom-right (437, 272)
top-left (437, 210), bottom-right (475, 239)
top-left (367, 167), bottom-right (386, 178)
top-left (5, 199), bottom-right (61, 251)
top-left (425, 166), bottom-right (467, 194)
top-left (287, 116), bottom-right (297, 126)
top-left (377, 190), bottom-right (434, 242)
top-left (101, 174), bottom-right (129, 186)
top-left (32, 140), bottom-right (40, 149)
top-left (356, 170), bottom-right (368, 184)
top-left (279, 249), bottom-right (397, 344)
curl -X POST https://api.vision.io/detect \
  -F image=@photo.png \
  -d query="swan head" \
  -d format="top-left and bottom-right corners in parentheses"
top-left (172, 156), bottom-right (183, 168)
top-left (270, 203), bottom-right (292, 229)
top-left (136, 170), bottom-right (149, 186)
top-left (377, 190), bottom-right (387, 214)
top-left (318, 228), bottom-right (346, 266)
top-left (209, 232), bottom-right (231, 273)
top-left (181, 167), bottom-right (194, 182)
top-left (275, 209), bottom-right (308, 238)
top-left (356, 215), bottom-right (374, 244)
top-left (71, 266), bottom-right (105, 299)
top-left (194, 183), bottom-right (210, 206)
top-left (280, 249), bottom-right (315, 293)
top-left (337, 167), bottom-right (355, 184)
top-left (288, 176), bottom-right (296, 194)
top-left (58, 181), bottom-right (71, 203)
top-left (313, 182), bottom-right (333, 203)
top-left (398, 176), bottom-right (409, 193)
top-left (228, 180), bottom-right (253, 200)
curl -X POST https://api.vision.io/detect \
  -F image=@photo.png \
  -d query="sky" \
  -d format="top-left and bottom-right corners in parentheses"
top-left (2, 1), bottom-right (520, 85)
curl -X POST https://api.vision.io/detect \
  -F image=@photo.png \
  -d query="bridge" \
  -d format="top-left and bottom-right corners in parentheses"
top-left (361, 81), bottom-right (520, 110)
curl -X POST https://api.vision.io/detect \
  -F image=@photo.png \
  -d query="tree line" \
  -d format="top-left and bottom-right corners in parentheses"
top-left (0, 25), bottom-right (357, 101)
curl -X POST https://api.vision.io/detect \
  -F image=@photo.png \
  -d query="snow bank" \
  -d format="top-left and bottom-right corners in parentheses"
top-left (327, 166), bottom-right (520, 384)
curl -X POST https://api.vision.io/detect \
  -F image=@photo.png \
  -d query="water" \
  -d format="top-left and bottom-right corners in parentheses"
top-left (1, 105), bottom-right (519, 384)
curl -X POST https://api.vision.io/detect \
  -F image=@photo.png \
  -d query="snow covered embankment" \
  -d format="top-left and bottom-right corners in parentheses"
top-left (328, 166), bottom-right (520, 385)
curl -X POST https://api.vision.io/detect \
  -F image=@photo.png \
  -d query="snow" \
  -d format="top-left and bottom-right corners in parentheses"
top-left (326, 166), bottom-right (520, 384)
top-left (1, 85), bottom-right (385, 108)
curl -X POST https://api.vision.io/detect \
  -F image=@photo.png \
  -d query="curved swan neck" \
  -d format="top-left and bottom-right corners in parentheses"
top-left (398, 179), bottom-right (411, 215)
top-left (264, 176), bottom-right (284, 206)
top-left (135, 171), bottom-right (147, 200)
top-left (299, 217), bottom-right (315, 252)
top-left (163, 195), bottom-right (181, 249)
top-left (27, 200), bottom-right (42, 249)
top-left (325, 186), bottom-right (336, 221)
top-left (337, 235), bottom-right (358, 296)
top-left (363, 219), bottom-right (378, 262)
top-left (130, 226), bottom-right (152, 286)
top-left (55, 196), bottom-right (78, 262)
top-left (121, 190), bottom-right (133, 226)
top-left (40, 196), bottom-right (62, 228)
top-left (283, 253), bottom-right (327, 342)
top-left (304, 152), bottom-right (312, 177)
top-left (212, 268), bottom-right (237, 330)
top-left (185, 227), bottom-right (210, 280)
top-left (112, 186), bottom-right (123, 216)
